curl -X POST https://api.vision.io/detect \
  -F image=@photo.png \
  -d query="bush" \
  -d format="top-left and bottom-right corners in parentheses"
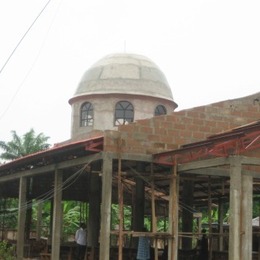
top-left (0, 240), bottom-right (15, 260)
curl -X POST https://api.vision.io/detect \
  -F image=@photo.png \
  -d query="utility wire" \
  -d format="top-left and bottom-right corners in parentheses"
top-left (0, 0), bottom-right (52, 75)
top-left (0, 0), bottom-right (62, 121)
top-left (0, 162), bottom-right (91, 218)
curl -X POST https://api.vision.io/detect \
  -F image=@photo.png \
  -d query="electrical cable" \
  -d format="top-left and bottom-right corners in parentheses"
top-left (0, 0), bottom-right (63, 121)
top-left (0, 159), bottom-right (94, 218)
top-left (0, 0), bottom-right (52, 75)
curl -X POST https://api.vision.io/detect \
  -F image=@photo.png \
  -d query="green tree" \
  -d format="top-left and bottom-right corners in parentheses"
top-left (0, 129), bottom-right (50, 161)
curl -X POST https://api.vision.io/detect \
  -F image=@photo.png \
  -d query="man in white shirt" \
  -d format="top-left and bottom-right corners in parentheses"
top-left (75, 223), bottom-right (87, 260)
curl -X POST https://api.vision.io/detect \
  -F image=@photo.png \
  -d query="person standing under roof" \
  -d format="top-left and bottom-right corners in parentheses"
top-left (136, 227), bottom-right (151, 260)
top-left (75, 223), bottom-right (87, 260)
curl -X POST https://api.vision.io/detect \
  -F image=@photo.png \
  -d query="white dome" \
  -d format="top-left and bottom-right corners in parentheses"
top-left (72, 53), bottom-right (175, 102)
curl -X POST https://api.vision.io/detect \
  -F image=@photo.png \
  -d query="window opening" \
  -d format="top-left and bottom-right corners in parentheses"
top-left (155, 105), bottom-right (167, 116)
top-left (80, 102), bottom-right (94, 126)
top-left (115, 101), bottom-right (134, 126)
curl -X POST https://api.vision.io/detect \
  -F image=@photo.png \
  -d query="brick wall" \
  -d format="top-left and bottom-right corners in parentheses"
top-left (104, 92), bottom-right (260, 154)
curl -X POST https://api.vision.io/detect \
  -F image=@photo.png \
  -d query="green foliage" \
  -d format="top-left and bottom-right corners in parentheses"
top-left (111, 204), bottom-right (132, 230)
top-left (253, 197), bottom-right (260, 218)
top-left (0, 128), bottom-right (50, 161)
top-left (157, 216), bottom-right (168, 232)
top-left (0, 199), bottom-right (18, 230)
top-left (0, 240), bottom-right (15, 260)
top-left (62, 202), bottom-right (82, 234)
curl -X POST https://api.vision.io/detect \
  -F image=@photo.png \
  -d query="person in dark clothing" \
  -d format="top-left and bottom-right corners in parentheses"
top-left (198, 229), bottom-right (208, 260)
top-left (161, 245), bottom-right (168, 260)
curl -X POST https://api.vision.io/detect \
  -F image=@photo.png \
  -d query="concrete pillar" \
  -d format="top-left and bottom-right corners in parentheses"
top-left (133, 162), bottom-right (145, 232)
top-left (36, 200), bottom-right (43, 240)
top-left (51, 169), bottom-right (63, 260)
top-left (241, 174), bottom-right (253, 260)
top-left (182, 179), bottom-right (194, 249)
top-left (99, 152), bottom-right (113, 260)
top-left (88, 162), bottom-right (101, 248)
top-left (229, 156), bottom-right (242, 260)
top-left (17, 177), bottom-right (27, 260)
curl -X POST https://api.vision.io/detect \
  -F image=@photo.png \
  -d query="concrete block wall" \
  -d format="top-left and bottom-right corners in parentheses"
top-left (104, 92), bottom-right (260, 154)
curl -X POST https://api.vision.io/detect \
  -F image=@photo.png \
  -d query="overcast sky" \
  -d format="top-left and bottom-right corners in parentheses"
top-left (0, 0), bottom-right (259, 145)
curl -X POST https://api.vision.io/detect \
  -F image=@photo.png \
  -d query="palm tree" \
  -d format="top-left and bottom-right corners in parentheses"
top-left (0, 128), bottom-right (50, 161)
top-left (0, 129), bottom-right (50, 240)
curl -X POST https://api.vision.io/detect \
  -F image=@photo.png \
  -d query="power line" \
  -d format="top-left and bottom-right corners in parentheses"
top-left (0, 0), bottom-right (52, 75)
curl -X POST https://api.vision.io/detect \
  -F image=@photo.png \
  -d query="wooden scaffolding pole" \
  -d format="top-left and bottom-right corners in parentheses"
top-left (169, 161), bottom-right (179, 260)
top-left (208, 176), bottom-right (213, 260)
top-left (151, 163), bottom-right (158, 260)
top-left (117, 137), bottom-right (124, 260)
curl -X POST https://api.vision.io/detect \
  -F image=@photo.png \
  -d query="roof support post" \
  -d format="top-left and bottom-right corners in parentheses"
top-left (133, 163), bottom-right (145, 232)
top-left (88, 162), bottom-right (101, 249)
top-left (241, 174), bottom-right (253, 260)
top-left (229, 156), bottom-right (242, 260)
top-left (51, 169), bottom-right (63, 260)
top-left (181, 176), bottom-right (194, 250)
top-left (17, 176), bottom-right (27, 260)
top-left (99, 152), bottom-right (113, 260)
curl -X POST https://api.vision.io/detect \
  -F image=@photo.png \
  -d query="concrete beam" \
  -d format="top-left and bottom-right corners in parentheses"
top-left (0, 153), bottom-right (102, 182)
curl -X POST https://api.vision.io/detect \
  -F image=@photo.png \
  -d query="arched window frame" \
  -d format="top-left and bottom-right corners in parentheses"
top-left (80, 102), bottom-right (94, 126)
top-left (154, 105), bottom-right (167, 116)
top-left (114, 101), bottom-right (134, 126)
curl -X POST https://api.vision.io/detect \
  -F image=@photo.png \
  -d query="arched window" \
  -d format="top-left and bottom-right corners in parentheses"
top-left (114, 101), bottom-right (134, 126)
top-left (80, 102), bottom-right (94, 126)
top-left (155, 105), bottom-right (167, 116)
